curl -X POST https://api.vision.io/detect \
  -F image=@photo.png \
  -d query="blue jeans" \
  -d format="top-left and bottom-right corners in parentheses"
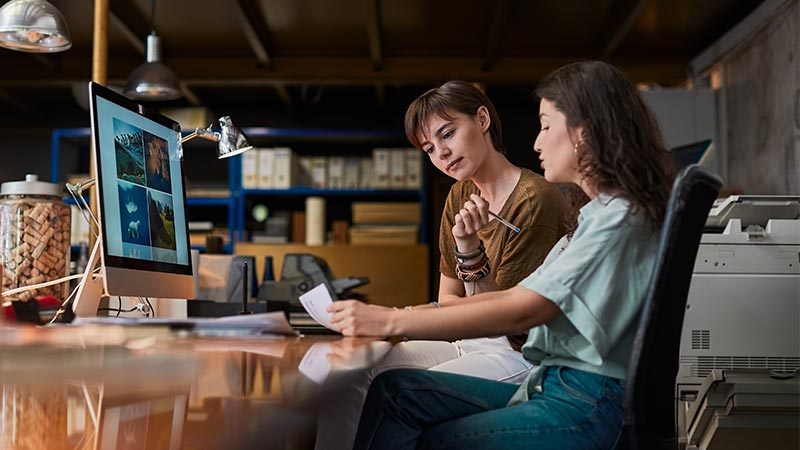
top-left (353, 366), bottom-right (624, 450)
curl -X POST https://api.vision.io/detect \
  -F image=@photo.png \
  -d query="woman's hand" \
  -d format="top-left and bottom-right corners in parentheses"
top-left (328, 300), bottom-right (397, 337)
top-left (452, 194), bottom-right (490, 251)
top-left (325, 337), bottom-right (388, 368)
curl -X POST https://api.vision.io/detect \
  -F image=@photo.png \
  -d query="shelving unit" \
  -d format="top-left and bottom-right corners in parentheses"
top-left (51, 126), bottom-right (431, 249)
top-left (234, 127), bottom-right (430, 245)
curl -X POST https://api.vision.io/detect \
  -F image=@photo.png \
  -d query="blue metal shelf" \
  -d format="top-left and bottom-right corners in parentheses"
top-left (62, 195), bottom-right (88, 205)
top-left (186, 197), bottom-right (233, 207)
top-left (242, 188), bottom-right (421, 197)
top-left (241, 127), bottom-right (405, 140)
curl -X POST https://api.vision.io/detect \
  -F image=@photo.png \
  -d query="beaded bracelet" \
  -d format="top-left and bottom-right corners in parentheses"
top-left (455, 258), bottom-right (491, 282)
top-left (454, 240), bottom-right (485, 263)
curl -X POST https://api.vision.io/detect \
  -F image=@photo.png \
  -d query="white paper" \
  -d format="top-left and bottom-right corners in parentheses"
top-left (72, 311), bottom-right (298, 336)
top-left (297, 342), bottom-right (332, 384)
top-left (298, 283), bottom-right (339, 332)
top-left (297, 340), bottom-right (393, 384)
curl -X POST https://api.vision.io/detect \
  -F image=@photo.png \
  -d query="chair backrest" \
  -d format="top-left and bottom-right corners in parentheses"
top-left (622, 165), bottom-right (723, 450)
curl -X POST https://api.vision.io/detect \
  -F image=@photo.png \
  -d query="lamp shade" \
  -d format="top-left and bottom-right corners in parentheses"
top-left (0, 0), bottom-right (71, 52)
top-left (179, 116), bottom-right (253, 160)
top-left (124, 33), bottom-right (182, 101)
top-left (217, 116), bottom-right (252, 158)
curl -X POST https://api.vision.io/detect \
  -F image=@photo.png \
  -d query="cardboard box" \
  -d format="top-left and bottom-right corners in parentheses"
top-left (351, 202), bottom-right (421, 224)
top-left (349, 225), bottom-right (418, 245)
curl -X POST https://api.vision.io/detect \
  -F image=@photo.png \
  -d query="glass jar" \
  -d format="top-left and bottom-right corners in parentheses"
top-left (0, 174), bottom-right (71, 301)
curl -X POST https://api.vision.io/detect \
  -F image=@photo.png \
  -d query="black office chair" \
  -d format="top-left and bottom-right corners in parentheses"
top-left (616, 165), bottom-right (723, 450)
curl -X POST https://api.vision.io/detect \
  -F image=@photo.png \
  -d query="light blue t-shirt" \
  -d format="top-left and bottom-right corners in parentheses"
top-left (509, 193), bottom-right (660, 404)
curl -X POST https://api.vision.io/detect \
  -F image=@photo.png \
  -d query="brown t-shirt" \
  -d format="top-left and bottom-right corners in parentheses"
top-left (439, 168), bottom-right (569, 349)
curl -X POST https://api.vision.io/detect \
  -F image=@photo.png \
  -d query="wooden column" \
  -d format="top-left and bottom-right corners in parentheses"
top-left (90, 0), bottom-right (109, 250)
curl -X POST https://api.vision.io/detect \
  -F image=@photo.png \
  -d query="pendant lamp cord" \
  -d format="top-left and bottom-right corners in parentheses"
top-left (150, 0), bottom-right (156, 34)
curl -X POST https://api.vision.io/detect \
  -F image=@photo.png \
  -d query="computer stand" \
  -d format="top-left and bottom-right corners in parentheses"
top-left (72, 238), bottom-right (106, 317)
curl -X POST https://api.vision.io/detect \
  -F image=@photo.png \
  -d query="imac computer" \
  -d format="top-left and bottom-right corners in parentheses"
top-left (74, 82), bottom-right (194, 316)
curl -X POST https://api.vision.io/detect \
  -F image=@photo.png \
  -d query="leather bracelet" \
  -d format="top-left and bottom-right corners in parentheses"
top-left (455, 240), bottom-right (485, 263)
top-left (458, 253), bottom-right (489, 271)
top-left (455, 258), bottom-right (491, 282)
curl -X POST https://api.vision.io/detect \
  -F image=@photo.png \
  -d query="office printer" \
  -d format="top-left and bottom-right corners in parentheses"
top-left (257, 253), bottom-right (369, 331)
top-left (677, 195), bottom-right (800, 448)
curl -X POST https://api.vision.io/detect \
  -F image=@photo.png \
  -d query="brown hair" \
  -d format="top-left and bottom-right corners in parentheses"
top-left (535, 61), bottom-right (675, 231)
top-left (405, 80), bottom-right (506, 154)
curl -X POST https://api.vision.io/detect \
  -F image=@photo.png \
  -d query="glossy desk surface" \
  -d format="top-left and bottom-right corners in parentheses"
top-left (0, 324), bottom-right (391, 450)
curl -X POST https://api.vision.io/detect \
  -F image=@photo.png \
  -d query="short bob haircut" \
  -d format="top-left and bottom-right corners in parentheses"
top-left (405, 80), bottom-right (506, 154)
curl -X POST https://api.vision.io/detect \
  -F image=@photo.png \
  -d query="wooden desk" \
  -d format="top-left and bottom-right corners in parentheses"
top-left (0, 325), bottom-right (390, 450)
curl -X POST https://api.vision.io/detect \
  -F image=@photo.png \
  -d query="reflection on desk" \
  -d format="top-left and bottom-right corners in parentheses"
top-left (0, 325), bottom-right (391, 450)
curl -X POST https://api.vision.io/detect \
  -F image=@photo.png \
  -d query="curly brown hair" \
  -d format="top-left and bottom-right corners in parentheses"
top-left (405, 80), bottom-right (506, 154)
top-left (535, 61), bottom-right (675, 231)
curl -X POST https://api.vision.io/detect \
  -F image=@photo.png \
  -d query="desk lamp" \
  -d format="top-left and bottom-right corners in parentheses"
top-left (0, 0), bottom-right (71, 52)
top-left (179, 116), bottom-right (253, 159)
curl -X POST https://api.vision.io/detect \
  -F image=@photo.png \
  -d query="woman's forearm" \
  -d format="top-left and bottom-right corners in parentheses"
top-left (388, 286), bottom-right (561, 340)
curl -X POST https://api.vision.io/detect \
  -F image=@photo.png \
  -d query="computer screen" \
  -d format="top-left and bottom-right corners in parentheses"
top-left (670, 139), bottom-right (715, 171)
top-left (87, 81), bottom-right (194, 304)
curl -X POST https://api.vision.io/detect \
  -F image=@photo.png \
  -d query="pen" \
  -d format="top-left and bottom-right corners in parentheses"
top-left (489, 210), bottom-right (521, 233)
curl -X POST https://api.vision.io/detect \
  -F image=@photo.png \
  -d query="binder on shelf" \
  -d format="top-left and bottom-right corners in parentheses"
top-left (257, 147), bottom-right (275, 189)
top-left (273, 147), bottom-right (297, 189)
top-left (372, 148), bottom-right (390, 189)
top-left (242, 149), bottom-right (259, 188)
top-left (310, 157), bottom-right (328, 189)
top-left (359, 158), bottom-right (374, 189)
top-left (344, 157), bottom-right (360, 189)
top-left (405, 148), bottom-right (422, 189)
top-left (389, 149), bottom-right (406, 189)
top-left (328, 156), bottom-right (345, 189)
top-left (298, 157), bottom-right (313, 187)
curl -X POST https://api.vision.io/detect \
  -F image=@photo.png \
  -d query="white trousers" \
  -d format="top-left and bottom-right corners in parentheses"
top-left (315, 337), bottom-right (533, 450)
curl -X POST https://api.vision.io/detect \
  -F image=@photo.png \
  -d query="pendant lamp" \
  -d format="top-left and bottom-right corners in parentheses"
top-left (0, 0), bottom-right (71, 52)
top-left (124, 0), bottom-right (181, 101)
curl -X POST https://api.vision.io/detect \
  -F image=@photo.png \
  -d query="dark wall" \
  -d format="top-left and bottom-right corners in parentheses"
top-left (0, 131), bottom-right (54, 183)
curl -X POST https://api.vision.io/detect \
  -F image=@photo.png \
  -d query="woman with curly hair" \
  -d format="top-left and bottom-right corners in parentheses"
top-left (315, 80), bottom-right (568, 450)
top-left (329, 60), bottom-right (675, 450)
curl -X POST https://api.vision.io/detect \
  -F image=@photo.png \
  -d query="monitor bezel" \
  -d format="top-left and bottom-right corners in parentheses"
top-left (88, 81), bottom-right (194, 299)
top-left (669, 139), bottom-right (715, 171)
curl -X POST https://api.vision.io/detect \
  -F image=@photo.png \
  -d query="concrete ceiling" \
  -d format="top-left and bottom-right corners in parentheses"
top-left (0, 0), bottom-right (766, 129)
